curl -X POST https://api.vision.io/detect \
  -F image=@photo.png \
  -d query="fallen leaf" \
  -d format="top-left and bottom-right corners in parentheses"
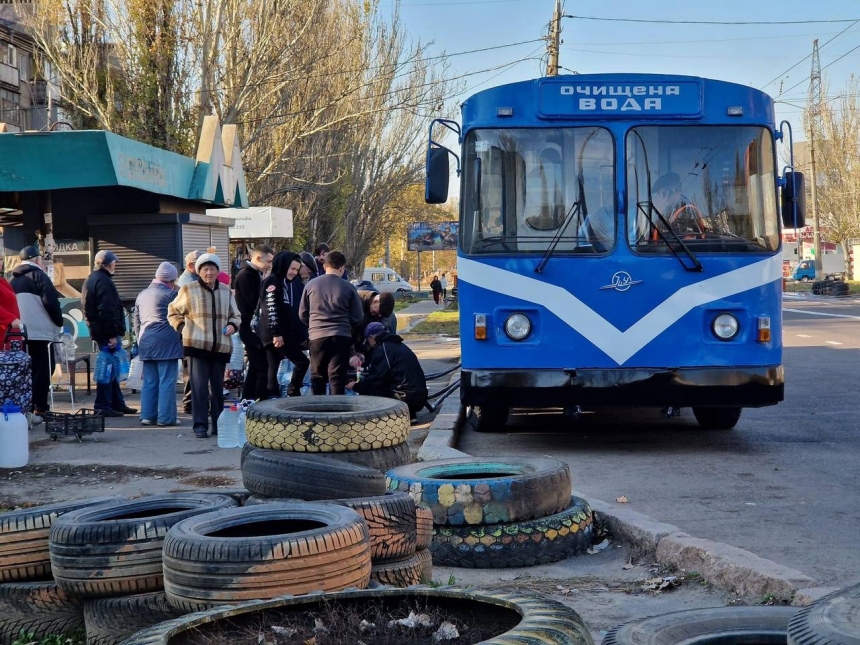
top-left (616, 495), bottom-right (628, 503)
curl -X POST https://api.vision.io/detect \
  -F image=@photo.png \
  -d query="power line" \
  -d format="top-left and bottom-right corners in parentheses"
top-left (566, 31), bottom-right (845, 47)
top-left (777, 41), bottom-right (860, 98)
top-left (564, 14), bottom-right (860, 25)
top-left (564, 47), bottom-right (790, 60)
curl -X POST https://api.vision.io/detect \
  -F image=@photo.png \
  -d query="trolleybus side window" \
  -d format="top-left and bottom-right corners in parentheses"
top-left (462, 127), bottom-right (615, 255)
top-left (626, 125), bottom-right (779, 253)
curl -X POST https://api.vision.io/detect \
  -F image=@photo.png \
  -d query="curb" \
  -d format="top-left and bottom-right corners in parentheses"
top-left (418, 404), bottom-right (824, 603)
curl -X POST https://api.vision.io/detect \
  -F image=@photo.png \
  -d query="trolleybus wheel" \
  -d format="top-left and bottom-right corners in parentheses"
top-left (692, 406), bottom-right (741, 430)
top-left (471, 406), bottom-right (509, 433)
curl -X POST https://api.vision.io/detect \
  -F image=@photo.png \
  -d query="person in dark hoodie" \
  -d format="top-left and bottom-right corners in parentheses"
top-left (298, 251), bottom-right (318, 284)
top-left (233, 244), bottom-right (273, 400)
top-left (10, 246), bottom-right (61, 419)
top-left (348, 321), bottom-right (427, 420)
top-left (259, 251), bottom-right (310, 397)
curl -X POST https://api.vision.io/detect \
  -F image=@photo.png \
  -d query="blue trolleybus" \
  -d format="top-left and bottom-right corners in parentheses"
top-left (425, 74), bottom-right (806, 431)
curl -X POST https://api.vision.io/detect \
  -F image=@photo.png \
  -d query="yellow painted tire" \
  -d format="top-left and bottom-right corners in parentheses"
top-left (245, 396), bottom-right (410, 453)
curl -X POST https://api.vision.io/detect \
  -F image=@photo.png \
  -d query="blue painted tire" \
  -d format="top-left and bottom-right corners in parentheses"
top-left (385, 457), bottom-right (571, 526)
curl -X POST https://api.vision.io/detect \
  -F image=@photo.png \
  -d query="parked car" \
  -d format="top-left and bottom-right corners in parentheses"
top-left (361, 268), bottom-right (414, 294)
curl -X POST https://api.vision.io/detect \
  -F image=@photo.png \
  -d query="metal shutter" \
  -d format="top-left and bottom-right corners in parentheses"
top-left (93, 225), bottom-right (178, 303)
top-left (209, 227), bottom-right (229, 259)
top-left (182, 225), bottom-right (212, 257)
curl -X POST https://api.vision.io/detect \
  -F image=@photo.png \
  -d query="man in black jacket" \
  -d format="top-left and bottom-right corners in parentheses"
top-left (233, 244), bottom-right (273, 400)
top-left (348, 322), bottom-right (428, 419)
top-left (10, 246), bottom-right (63, 418)
top-left (260, 251), bottom-right (309, 397)
top-left (82, 250), bottom-right (137, 417)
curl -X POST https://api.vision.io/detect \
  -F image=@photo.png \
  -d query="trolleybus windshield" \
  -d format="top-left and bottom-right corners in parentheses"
top-left (626, 125), bottom-right (779, 254)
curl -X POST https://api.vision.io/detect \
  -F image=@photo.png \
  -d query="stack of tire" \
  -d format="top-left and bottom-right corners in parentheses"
top-left (0, 493), bottom-right (238, 645)
top-left (385, 457), bottom-right (595, 568)
top-left (813, 278), bottom-right (849, 297)
top-left (240, 396), bottom-right (431, 588)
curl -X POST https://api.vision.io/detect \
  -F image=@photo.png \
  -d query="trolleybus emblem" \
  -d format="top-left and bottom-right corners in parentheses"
top-left (600, 271), bottom-right (643, 292)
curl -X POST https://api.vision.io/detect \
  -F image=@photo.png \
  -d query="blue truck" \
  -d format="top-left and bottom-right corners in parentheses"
top-left (791, 255), bottom-right (846, 282)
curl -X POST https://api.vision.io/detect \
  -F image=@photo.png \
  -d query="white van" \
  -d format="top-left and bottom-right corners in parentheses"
top-left (362, 268), bottom-right (414, 293)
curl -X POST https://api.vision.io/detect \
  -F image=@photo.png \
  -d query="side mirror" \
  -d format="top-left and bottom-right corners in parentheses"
top-left (781, 171), bottom-right (806, 229)
top-left (425, 147), bottom-right (450, 204)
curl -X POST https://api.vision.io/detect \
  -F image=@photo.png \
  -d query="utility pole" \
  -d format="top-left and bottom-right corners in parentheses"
top-left (808, 39), bottom-right (823, 277)
top-left (546, 0), bottom-right (561, 77)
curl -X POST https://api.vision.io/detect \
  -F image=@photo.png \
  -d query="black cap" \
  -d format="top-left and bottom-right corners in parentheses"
top-left (20, 246), bottom-right (41, 261)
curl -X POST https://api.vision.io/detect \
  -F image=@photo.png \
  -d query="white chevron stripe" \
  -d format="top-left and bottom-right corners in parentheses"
top-left (458, 255), bottom-right (783, 364)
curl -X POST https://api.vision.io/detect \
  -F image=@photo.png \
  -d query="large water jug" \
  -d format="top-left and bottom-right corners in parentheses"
top-left (276, 360), bottom-right (293, 398)
top-left (236, 408), bottom-right (247, 446)
top-left (217, 404), bottom-right (240, 448)
top-left (0, 401), bottom-right (29, 468)
top-left (114, 347), bottom-right (130, 383)
top-left (95, 348), bottom-right (114, 385)
top-left (228, 335), bottom-right (244, 371)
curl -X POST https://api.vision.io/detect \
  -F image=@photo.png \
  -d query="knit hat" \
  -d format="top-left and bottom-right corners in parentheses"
top-left (365, 322), bottom-right (387, 338)
top-left (19, 246), bottom-right (41, 261)
top-left (299, 251), bottom-right (318, 276)
top-left (95, 250), bottom-right (118, 266)
top-left (195, 253), bottom-right (221, 273)
top-left (217, 271), bottom-right (231, 285)
top-left (155, 262), bottom-right (178, 282)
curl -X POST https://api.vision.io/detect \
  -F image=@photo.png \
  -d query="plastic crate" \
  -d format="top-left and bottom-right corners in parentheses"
top-left (44, 409), bottom-right (106, 441)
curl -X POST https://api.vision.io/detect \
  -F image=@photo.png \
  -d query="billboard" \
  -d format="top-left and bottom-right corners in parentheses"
top-left (407, 221), bottom-right (458, 251)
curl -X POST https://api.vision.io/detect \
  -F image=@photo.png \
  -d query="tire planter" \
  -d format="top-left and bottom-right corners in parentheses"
top-left (242, 449), bottom-right (386, 500)
top-left (244, 493), bottom-right (417, 562)
top-left (386, 457), bottom-right (572, 526)
top-left (49, 494), bottom-right (237, 599)
top-left (84, 592), bottom-right (185, 645)
top-left (162, 503), bottom-right (372, 612)
top-left (431, 497), bottom-right (593, 569)
top-left (245, 395), bottom-right (410, 452)
top-left (415, 548), bottom-right (433, 583)
top-left (788, 582), bottom-right (860, 645)
top-left (242, 441), bottom-right (412, 472)
top-left (415, 504), bottom-right (433, 551)
top-left (370, 553), bottom-right (423, 588)
top-left (119, 586), bottom-right (592, 645)
top-left (0, 581), bottom-right (85, 645)
top-left (603, 605), bottom-right (799, 645)
top-left (0, 496), bottom-right (122, 583)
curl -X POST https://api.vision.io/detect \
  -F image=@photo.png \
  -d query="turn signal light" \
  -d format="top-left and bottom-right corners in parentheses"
top-left (474, 314), bottom-right (487, 340)
top-left (757, 316), bottom-right (771, 342)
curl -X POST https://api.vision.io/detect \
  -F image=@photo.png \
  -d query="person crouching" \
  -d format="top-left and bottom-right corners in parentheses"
top-left (347, 322), bottom-right (428, 421)
top-left (168, 253), bottom-right (240, 438)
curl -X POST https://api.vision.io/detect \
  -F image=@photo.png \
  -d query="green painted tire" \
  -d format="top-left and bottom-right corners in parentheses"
top-left (119, 586), bottom-right (593, 644)
top-left (386, 457), bottom-right (571, 526)
top-left (788, 583), bottom-right (860, 645)
top-left (431, 497), bottom-right (593, 568)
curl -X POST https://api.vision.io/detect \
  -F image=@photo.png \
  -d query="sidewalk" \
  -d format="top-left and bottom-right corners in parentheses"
top-left (396, 296), bottom-right (447, 333)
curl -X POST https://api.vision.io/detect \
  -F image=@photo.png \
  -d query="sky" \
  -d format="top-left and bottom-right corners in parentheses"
top-left (383, 0), bottom-right (860, 140)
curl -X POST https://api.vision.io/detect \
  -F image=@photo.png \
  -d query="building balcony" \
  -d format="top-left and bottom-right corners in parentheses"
top-left (0, 62), bottom-right (18, 88)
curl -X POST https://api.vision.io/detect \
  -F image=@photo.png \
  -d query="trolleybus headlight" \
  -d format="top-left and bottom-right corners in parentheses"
top-left (712, 313), bottom-right (739, 341)
top-left (504, 313), bottom-right (532, 341)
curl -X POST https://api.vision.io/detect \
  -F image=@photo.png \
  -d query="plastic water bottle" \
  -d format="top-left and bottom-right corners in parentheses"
top-left (0, 401), bottom-right (28, 468)
top-left (114, 347), bottom-right (130, 382)
top-left (276, 360), bottom-right (293, 397)
top-left (236, 408), bottom-right (247, 446)
top-left (95, 348), bottom-right (114, 385)
top-left (217, 405), bottom-right (240, 448)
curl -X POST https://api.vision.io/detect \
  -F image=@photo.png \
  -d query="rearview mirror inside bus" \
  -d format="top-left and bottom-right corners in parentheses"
top-left (781, 171), bottom-right (806, 229)
top-left (426, 147), bottom-right (450, 204)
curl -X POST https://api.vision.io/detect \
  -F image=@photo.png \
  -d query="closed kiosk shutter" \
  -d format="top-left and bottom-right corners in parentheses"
top-left (210, 227), bottom-right (229, 259)
top-left (182, 225), bottom-right (211, 257)
top-left (93, 225), bottom-right (178, 303)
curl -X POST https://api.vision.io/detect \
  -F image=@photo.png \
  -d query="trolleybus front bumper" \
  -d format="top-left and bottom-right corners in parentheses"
top-left (461, 366), bottom-right (784, 408)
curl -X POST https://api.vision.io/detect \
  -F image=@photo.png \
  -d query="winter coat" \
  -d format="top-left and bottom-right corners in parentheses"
top-left (358, 290), bottom-right (397, 336)
top-left (0, 278), bottom-right (21, 341)
top-left (176, 269), bottom-right (197, 288)
top-left (82, 267), bottom-right (126, 344)
top-left (430, 278), bottom-right (442, 294)
top-left (353, 333), bottom-right (428, 403)
top-left (134, 280), bottom-right (183, 361)
top-left (167, 278), bottom-right (240, 360)
top-left (234, 262), bottom-right (264, 330)
top-left (10, 261), bottom-right (63, 341)
top-left (259, 251), bottom-right (305, 346)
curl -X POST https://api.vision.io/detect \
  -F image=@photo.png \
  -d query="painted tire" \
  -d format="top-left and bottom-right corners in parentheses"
top-left (788, 583), bottom-right (860, 645)
top-left (119, 586), bottom-right (593, 645)
top-left (0, 496), bottom-right (122, 583)
top-left (431, 497), bottom-right (593, 569)
top-left (244, 493), bottom-right (417, 563)
top-left (162, 503), bottom-right (371, 612)
top-left (242, 450), bottom-right (386, 500)
top-left (49, 494), bottom-right (237, 598)
top-left (84, 592), bottom-right (184, 645)
top-left (604, 605), bottom-right (799, 645)
top-left (245, 395), bottom-right (410, 452)
top-left (385, 457), bottom-right (571, 526)
top-left (415, 505), bottom-right (433, 551)
top-left (0, 581), bottom-right (84, 645)
top-left (242, 441), bottom-right (412, 472)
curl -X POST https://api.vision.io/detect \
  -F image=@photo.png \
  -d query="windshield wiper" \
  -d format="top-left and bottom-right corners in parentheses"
top-left (638, 201), bottom-right (703, 272)
top-left (534, 197), bottom-right (584, 273)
